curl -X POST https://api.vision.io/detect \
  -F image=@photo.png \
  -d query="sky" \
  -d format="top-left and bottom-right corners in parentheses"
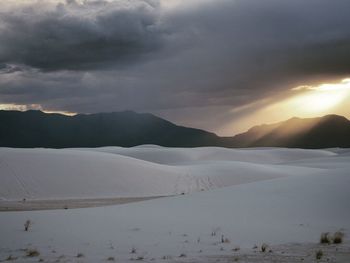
top-left (0, 0), bottom-right (349, 135)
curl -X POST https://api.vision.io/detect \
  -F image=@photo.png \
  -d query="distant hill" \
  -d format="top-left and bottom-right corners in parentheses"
top-left (0, 110), bottom-right (222, 148)
top-left (227, 114), bottom-right (350, 148)
top-left (0, 110), bottom-right (349, 148)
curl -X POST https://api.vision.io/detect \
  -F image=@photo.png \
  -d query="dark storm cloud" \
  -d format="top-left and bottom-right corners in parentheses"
top-left (1, 0), bottom-right (350, 133)
top-left (0, 63), bottom-right (23, 74)
top-left (0, 0), bottom-right (163, 70)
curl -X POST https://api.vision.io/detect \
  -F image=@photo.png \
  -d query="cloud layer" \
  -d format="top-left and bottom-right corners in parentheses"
top-left (1, 0), bottom-right (350, 134)
top-left (0, 0), bottom-right (163, 70)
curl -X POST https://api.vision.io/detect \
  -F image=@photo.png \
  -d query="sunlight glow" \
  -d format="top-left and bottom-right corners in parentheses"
top-left (219, 78), bottom-right (350, 136)
top-left (0, 103), bottom-right (76, 116)
top-left (290, 78), bottom-right (350, 114)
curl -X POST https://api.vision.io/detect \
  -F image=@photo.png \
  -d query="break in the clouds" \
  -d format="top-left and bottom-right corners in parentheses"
top-left (0, 0), bottom-right (350, 135)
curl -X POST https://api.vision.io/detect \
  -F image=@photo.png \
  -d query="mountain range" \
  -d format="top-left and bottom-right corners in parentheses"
top-left (0, 110), bottom-right (349, 149)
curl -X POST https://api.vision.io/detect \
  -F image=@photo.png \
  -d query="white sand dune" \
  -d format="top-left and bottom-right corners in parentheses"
top-left (0, 148), bottom-right (184, 200)
top-left (0, 147), bottom-right (323, 201)
top-left (81, 146), bottom-right (336, 165)
top-left (0, 147), bottom-right (349, 262)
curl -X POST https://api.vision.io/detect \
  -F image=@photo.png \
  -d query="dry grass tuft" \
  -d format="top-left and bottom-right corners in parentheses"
top-left (5, 255), bottom-right (17, 261)
top-left (24, 220), bottom-right (32, 231)
top-left (261, 243), bottom-right (268, 252)
top-left (333, 231), bottom-right (344, 244)
top-left (320, 232), bottom-right (332, 244)
top-left (315, 250), bottom-right (323, 260)
top-left (26, 249), bottom-right (40, 257)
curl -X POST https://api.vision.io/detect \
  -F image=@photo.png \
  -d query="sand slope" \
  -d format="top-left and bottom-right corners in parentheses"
top-left (0, 147), bottom-right (325, 201)
top-left (0, 150), bottom-right (349, 262)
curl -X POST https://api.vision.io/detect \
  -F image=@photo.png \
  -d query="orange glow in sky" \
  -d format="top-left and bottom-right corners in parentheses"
top-left (219, 78), bottom-right (350, 135)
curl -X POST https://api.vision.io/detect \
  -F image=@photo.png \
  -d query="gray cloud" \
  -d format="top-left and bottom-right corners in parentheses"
top-left (0, 0), bottom-right (163, 70)
top-left (1, 0), bottom-right (350, 134)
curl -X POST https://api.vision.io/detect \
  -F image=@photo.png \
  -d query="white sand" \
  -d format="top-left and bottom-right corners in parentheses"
top-left (0, 146), bottom-right (349, 262)
top-left (0, 147), bottom-right (325, 200)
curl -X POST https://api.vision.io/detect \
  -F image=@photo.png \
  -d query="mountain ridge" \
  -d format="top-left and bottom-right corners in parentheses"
top-left (0, 110), bottom-right (349, 149)
top-left (228, 114), bottom-right (350, 148)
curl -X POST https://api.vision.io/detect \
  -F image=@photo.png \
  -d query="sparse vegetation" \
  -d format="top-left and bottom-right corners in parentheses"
top-left (130, 247), bottom-right (136, 254)
top-left (107, 256), bottom-right (115, 261)
top-left (179, 253), bottom-right (186, 258)
top-left (320, 232), bottom-right (332, 244)
top-left (26, 249), bottom-right (40, 257)
top-left (76, 253), bottom-right (84, 258)
top-left (24, 219), bottom-right (32, 231)
top-left (5, 255), bottom-right (17, 261)
top-left (333, 231), bottom-right (344, 244)
top-left (233, 246), bottom-right (240, 251)
top-left (315, 250), bottom-right (323, 260)
top-left (261, 243), bottom-right (268, 252)
top-left (221, 235), bottom-right (230, 243)
top-left (320, 231), bottom-right (344, 244)
top-left (211, 227), bottom-right (220, 236)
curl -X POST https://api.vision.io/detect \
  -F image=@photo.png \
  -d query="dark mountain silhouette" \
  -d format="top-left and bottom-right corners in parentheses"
top-left (228, 114), bottom-right (350, 148)
top-left (0, 110), bottom-right (349, 148)
top-left (0, 110), bottom-right (222, 148)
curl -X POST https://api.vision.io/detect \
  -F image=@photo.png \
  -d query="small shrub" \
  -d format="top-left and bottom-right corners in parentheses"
top-left (211, 227), bottom-right (220, 236)
top-left (5, 255), bottom-right (17, 261)
top-left (24, 220), bottom-right (32, 231)
top-left (333, 231), bottom-right (344, 244)
top-left (221, 235), bottom-right (230, 243)
top-left (315, 250), bottom-right (323, 260)
top-left (107, 256), bottom-right (115, 261)
top-left (26, 249), bottom-right (40, 257)
top-left (136, 256), bottom-right (144, 261)
top-left (130, 247), bottom-right (136, 254)
top-left (76, 253), bottom-right (84, 258)
top-left (320, 232), bottom-right (331, 244)
top-left (179, 253), bottom-right (186, 258)
top-left (232, 246), bottom-right (240, 251)
top-left (261, 243), bottom-right (268, 252)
